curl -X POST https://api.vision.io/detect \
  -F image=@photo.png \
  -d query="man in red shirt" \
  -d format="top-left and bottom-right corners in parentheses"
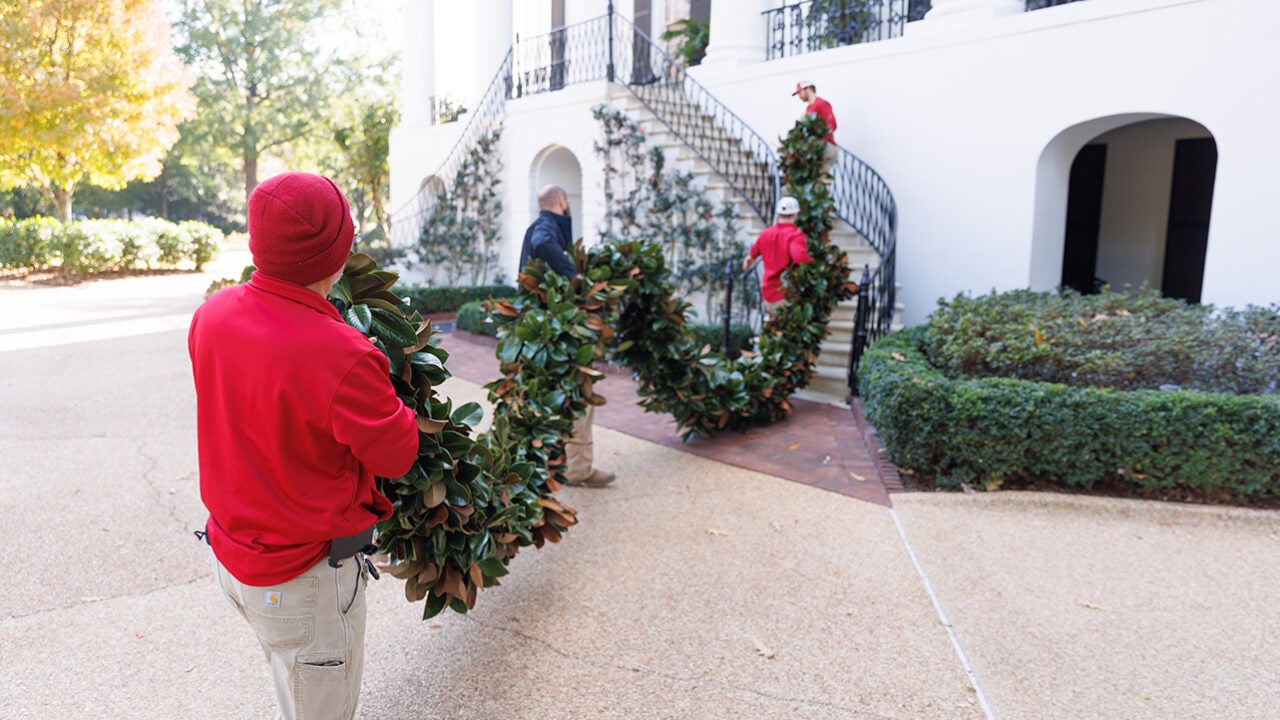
top-left (793, 79), bottom-right (839, 164)
top-left (744, 196), bottom-right (814, 308)
top-left (189, 172), bottom-right (419, 720)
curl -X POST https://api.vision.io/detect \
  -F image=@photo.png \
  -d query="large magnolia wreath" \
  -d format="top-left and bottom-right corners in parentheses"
top-left (337, 115), bottom-right (853, 618)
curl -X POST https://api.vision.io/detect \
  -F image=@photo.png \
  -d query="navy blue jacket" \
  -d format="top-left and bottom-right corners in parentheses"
top-left (519, 210), bottom-right (578, 279)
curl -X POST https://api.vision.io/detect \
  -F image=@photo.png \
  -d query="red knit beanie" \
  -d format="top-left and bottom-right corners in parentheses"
top-left (248, 172), bottom-right (354, 286)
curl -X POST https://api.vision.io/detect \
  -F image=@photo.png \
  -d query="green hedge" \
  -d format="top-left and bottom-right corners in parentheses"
top-left (455, 300), bottom-right (496, 336)
top-left (685, 322), bottom-right (754, 358)
top-left (399, 284), bottom-right (517, 316)
top-left (926, 288), bottom-right (1280, 395)
top-left (0, 216), bottom-right (223, 273)
top-left (860, 327), bottom-right (1280, 498)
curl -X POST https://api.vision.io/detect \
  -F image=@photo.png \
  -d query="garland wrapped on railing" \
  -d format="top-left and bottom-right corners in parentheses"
top-left (487, 114), bottom-right (854, 440)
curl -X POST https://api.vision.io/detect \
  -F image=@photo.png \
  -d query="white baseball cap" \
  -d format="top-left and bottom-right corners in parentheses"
top-left (776, 196), bottom-right (800, 215)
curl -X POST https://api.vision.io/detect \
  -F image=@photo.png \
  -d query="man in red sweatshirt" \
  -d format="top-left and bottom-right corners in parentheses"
top-left (189, 172), bottom-right (419, 720)
top-left (744, 196), bottom-right (814, 308)
top-left (793, 79), bottom-right (839, 164)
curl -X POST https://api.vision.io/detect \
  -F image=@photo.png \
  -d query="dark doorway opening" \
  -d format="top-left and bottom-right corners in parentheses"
top-left (1060, 143), bottom-right (1107, 294)
top-left (1161, 138), bottom-right (1218, 303)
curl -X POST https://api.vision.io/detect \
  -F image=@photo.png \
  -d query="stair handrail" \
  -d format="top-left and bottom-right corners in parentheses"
top-left (389, 50), bottom-right (514, 250)
top-left (610, 14), bottom-right (781, 226)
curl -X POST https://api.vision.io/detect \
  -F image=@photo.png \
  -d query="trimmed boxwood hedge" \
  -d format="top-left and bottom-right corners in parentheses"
top-left (454, 300), bottom-right (495, 336)
top-left (0, 216), bottom-right (222, 273)
top-left (399, 284), bottom-right (516, 316)
top-left (859, 326), bottom-right (1280, 498)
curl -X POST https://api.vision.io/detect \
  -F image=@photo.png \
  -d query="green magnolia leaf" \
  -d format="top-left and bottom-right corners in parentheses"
top-left (450, 402), bottom-right (484, 429)
top-left (345, 304), bottom-right (373, 334)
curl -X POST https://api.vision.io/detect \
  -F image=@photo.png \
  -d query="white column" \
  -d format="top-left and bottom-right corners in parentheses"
top-left (400, 0), bottom-right (435, 128)
top-left (916, 0), bottom-right (1024, 29)
top-left (472, 0), bottom-right (513, 105)
top-left (698, 0), bottom-right (770, 71)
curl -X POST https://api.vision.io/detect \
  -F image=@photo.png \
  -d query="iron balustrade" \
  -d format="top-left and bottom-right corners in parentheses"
top-left (764, 0), bottom-right (930, 60)
top-left (390, 5), bottom-right (898, 391)
top-left (1025, 0), bottom-right (1089, 9)
top-left (609, 15), bottom-right (781, 227)
top-left (389, 51), bottom-right (514, 252)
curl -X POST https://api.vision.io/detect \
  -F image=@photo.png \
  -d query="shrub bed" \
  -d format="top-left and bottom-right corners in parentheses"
top-left (399, 284), bottom-right (517, 316)
top-left (859, 327), bottom-right (1280, 500)
top-left (926, 288), bottom-right (1280, 395)
top-left (454, 300), bottom-right (495, 336)
top-left (0, 216), bottom-right (223, 274)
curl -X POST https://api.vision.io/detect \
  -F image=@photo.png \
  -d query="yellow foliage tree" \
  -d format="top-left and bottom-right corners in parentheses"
top-left (0, 0), bottom-right (196, 222)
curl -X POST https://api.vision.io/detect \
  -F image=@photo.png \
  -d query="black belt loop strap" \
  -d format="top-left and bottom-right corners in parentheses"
top-left (328, 525), bottom-right (376, 569)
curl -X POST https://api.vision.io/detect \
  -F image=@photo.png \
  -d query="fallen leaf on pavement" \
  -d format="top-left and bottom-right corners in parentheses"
top-left (752, 638), bottom-right (776, 659)
top-left (769, 521), bottom-right (783, 532)
top-left (787, 441), bottom-right (800, 451)
top-left (705, 528), bottom-right (730, 536)
top-left (1081, 602), bottom-right (1105, 611)
top-left (850, 472), bottom-right (867, 482)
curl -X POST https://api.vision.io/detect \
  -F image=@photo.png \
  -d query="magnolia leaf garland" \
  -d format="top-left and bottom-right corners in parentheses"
top-left (489, 114), bottom-right (855, 441)
top-left (330, 253), bottom-right (576, 620)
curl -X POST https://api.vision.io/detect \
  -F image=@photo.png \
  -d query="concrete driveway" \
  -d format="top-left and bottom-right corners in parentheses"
top-left (1, 253), bottom-right (1276, 719)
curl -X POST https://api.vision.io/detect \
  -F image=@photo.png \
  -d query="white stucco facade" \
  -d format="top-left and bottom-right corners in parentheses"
top-left (391, 0), bottom-right (1280, 322)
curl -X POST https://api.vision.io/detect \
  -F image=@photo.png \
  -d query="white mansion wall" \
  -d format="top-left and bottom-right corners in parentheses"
top-left (693, 0), bottom-right (1280, 323)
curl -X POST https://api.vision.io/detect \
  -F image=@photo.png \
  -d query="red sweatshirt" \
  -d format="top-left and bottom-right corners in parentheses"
top-left (807, 96), bottom-right (837, 145)
top-left (749, 222), bottom-right (814, 303)
top-left (189, 272), bottom-right (418, 586)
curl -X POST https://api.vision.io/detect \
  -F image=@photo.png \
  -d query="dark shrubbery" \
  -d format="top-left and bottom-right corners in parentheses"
top-left (860, 326), bottom-right (1280, 499)
top-left (0, 216), bottom-right (223, 274)
top-left (925, 288), bottom-right (1280, 395)
top-left (454, 300), bottom-right (495, 336)
top-left (685, 322), bottom-right (754, 358)
top-left (399, 284), bottom-right (516, 316)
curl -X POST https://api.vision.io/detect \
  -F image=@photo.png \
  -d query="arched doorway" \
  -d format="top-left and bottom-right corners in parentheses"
top-left (1031, 115), bottom-right (1218, 302)
top-left (530, 145), bottom-right (583, 241)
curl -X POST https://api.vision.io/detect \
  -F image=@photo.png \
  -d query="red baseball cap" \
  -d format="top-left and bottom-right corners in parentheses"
top-left (792, 80), bottom-right (815, 96)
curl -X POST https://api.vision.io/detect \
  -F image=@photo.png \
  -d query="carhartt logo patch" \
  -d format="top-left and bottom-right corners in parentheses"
top-left (264, 590), bottom-right (282, 608)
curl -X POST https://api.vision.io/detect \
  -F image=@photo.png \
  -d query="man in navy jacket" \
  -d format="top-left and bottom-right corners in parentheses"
top-left (518, 185), bottom-right (615, 487)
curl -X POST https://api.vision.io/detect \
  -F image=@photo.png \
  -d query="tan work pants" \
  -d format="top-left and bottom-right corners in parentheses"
top-left (564, 404), bottom-right (595, 482)
top-left (213, 554), bottom-right (368, 720)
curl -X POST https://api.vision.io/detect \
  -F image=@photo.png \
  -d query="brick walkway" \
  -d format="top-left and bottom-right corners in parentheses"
top-left (436, 330), bottom-right (900, 507)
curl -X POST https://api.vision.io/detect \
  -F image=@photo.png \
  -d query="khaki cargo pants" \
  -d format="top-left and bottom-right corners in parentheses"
top-left (213, 554), bottom-right (369, 720)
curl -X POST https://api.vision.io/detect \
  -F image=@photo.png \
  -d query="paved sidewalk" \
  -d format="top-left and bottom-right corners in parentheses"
top-left (2, 265), bottom-right (1277, 719)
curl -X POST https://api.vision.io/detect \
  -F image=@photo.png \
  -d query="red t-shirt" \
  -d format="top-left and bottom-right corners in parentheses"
top-left (749, 222), bottom-right (814, 303)
top-left (807, 96), bottom-right (837, 145)
top-left (189, 272), bottom-right (418, 586)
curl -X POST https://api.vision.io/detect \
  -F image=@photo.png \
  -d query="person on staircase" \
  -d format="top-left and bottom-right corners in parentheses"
top-left (744, 195), bottom-right (814, 310)
top-left (519, 184), bottom-right (617, 488)
top-left (793, 80), bottom-right (838, 165)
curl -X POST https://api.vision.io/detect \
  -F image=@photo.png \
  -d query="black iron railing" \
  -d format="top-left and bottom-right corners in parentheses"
top-left (389, 51), bottom-right (513, 251)
top-left (764, 0), bottom-right (930, 60)
top-left (1026, 0), bottom-right (1089, 9)
top-left (390, 5), bottom-right (897, 386)
top-left (611, 15), bottom-right (781, 226)
top-left (833, 144), bottom-right (897, 394)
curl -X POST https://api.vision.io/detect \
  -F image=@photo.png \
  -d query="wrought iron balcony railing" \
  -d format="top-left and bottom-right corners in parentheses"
top-left (390, 4), bottom-right (899, 393)
top-left (764, 0), bottom-right (929, 60)
top-left (1026, 0), bottom-right (1089, 9)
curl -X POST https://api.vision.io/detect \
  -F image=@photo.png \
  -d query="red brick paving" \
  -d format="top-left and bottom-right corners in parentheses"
top-left (436, 331), bottom-right (897, 507)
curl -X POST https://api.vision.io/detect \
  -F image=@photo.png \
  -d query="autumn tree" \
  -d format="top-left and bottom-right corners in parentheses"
top-left (174, 0), bottom-right (364, 200)
top-left (0, 0), bottom-right (196, 222)
top-left (330, 99), bottom-right (398, 233)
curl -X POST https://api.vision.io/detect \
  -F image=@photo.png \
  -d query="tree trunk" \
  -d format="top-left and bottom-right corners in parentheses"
top-left (55, 186), bottom-right (74, 224)
top-left (244, 152), bottom-right (259, 201)
top-left (159, 166), bottom-right (170, 219)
